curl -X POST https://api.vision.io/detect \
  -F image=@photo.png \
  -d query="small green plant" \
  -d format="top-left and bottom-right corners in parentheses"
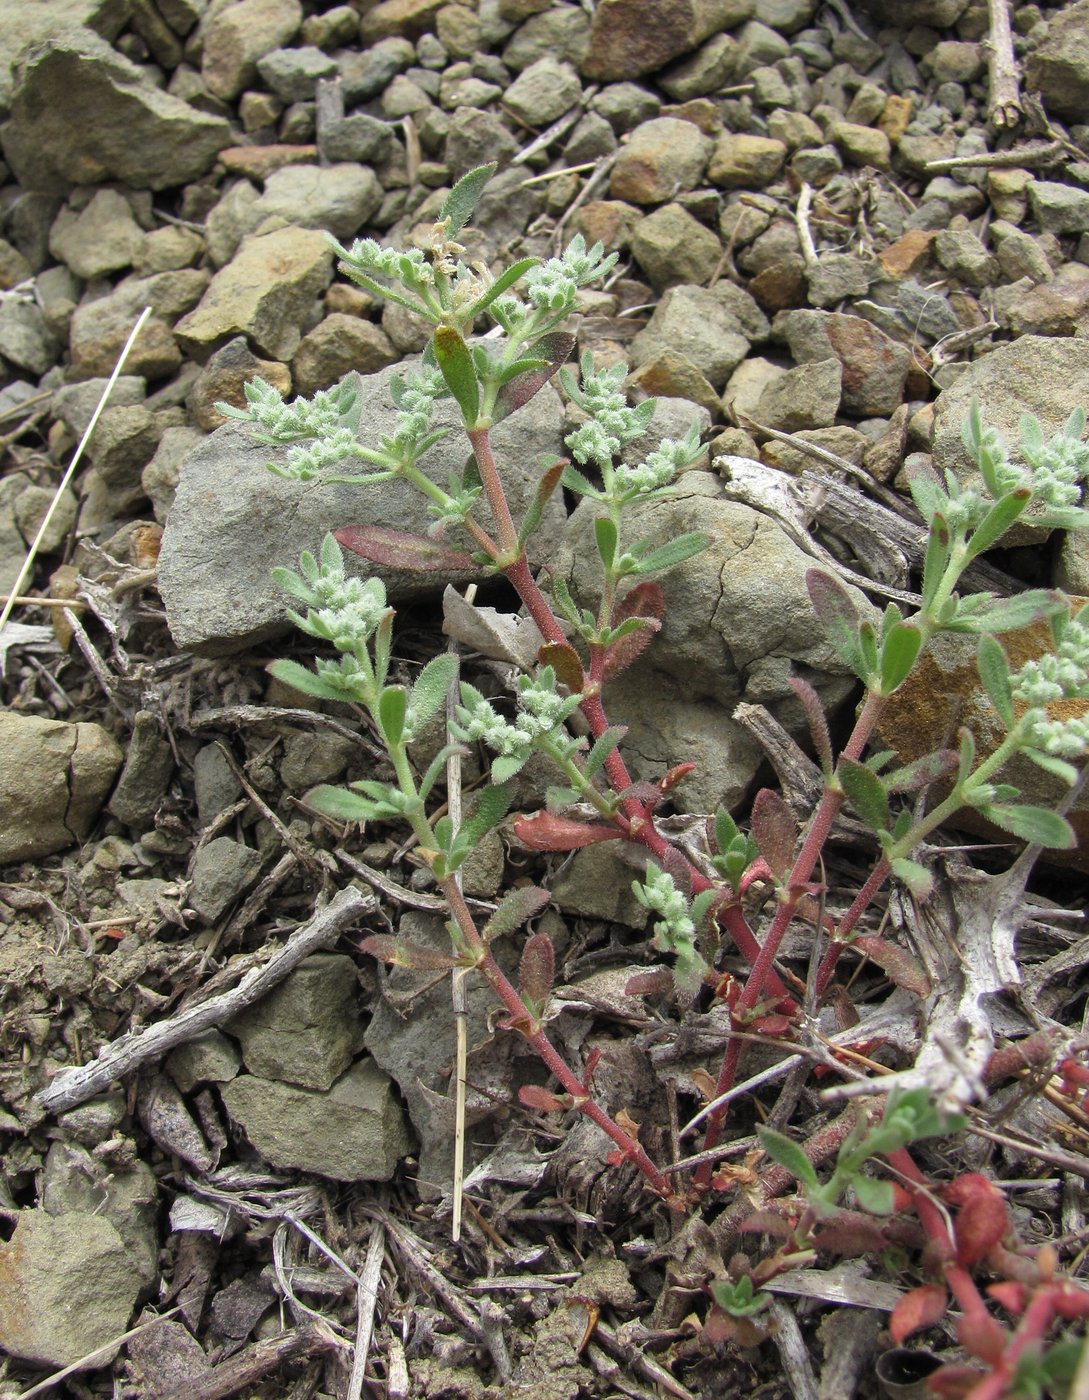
top-left (221, 166), bottom-right (1089, 1396)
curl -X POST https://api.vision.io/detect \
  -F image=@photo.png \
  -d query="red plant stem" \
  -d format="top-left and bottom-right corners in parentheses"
top-left (697, 691), bottom-right (890, 1175)
top-left (441, 876), bottom-right (677, 1202)
top-left (813, 854), bottom-right (892, 999)
top-left (962, 1286), bottom-right (1059, 1400)
top-left (468, 426), bottom-right (520, 558)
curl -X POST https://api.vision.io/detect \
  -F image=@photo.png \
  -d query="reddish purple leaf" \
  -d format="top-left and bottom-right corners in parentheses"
top-left (359, 935), bottom-right (457, 971)
top-left (852, 935), bottom-right (931, 997)
top-left (519, 929), bottom-right (555, 1010)
top-left (604, 581), bottom-right (665, 681)
top-left (336, 525), bottom-right (480, 573)
top-left (751, 788), bottom-right (798, 881)
top-left (513, 811), bottom-right (619, 851)
top-left (519, 1084), bottom-right (572, 1113)
top-left (538, 640), bottom-right (584, 692)
top-left (495, 331), bottom-right (575, 420)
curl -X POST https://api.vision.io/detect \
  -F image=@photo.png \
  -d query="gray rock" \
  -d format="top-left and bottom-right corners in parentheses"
top-left (167, 1029), bottom-right (242, 1093)
top-left (48, 190), bottom-right (145, 280)
top-left (630, 204), bottom-right (721, 290)
top-left (1025, 0), bottom-right (1089, 122)
top-left (204, 179), bottom-right (263, 268)
top-left (630, 284), bottom-right (752, 389)
top-left (173, 225), bottom-right (333, 362)
top-left (773, 308), bottom-right (912, 416)
top-left (13, 481), bottom-right (77, 553)
top-left (318, 112), bottom-right (393, 165)
top-left (157, 361), bottom-right (569, 655)
top-left (503, 3), bottom-right (590, 71)
top-left (338, 36), bottom-right (414, 102)
top-left (562, 111), bottom-right (618, 163)
top-left (0, 298), bottom-right (59, 375)
top-left (193, 744), bottom-right (244, 825)
top-left (806, 252), bottom-right (875, 308)
top-left (659, 33), bottom-right (739, 100)
top-left (611, 117), bottom-right (711, 206)
top-left (932, 336), bottom-right (1089, 489)
top-left (42, 1142), bottom-right (159, 1289)
top-left (1, 30), bottom-right (230, 194)
top-left (55, 1093), bottom-right (125, 1148)
top-left (227, 954), bottom-right (364, 1090)
top-left (143, 424), bottom-right (206, 521)
top-left (0, 713), bottom-right (123, 864)
top-left (0, 0), bottom-right (128, 109)
top-left (754, 358), bottom-right (842, 430)
top-left (50, 376), bottom-right (147, 438)
top-left (200, 0), bottom-right (303, 100)
top-left (188, 837), bottom-right (263, 922)
top-left (256, 44), bottom-right (338, 101)
top-left (291, 313), bottom-right (398, 396)
top-left (896, 280), bottom-right (961, 342)
top-left (255, 164), bottom-right (383, 241)
top-left (279, 730), bottom-right (357, 789)
top-left (1027, 180), bottom-right (1089, 237)
top-left (68, 268), bottom-right (209, 381)
top-left (0, 1211), bottom-right (143, 1367)
top-left (445, 106), bottom-right (520, 173)
top-left (551, 842), bottom-right (647, 927)
top-left (591, 81), bottom-right (660, 132)
top-left (221, 1059), bottom-right (412, 1180)
top-left (108, 711), bottom-right (174, 827)
top-left (502, 55), bottom-right (582, 126)
top-left (933, 229), bottom-right (998, 288)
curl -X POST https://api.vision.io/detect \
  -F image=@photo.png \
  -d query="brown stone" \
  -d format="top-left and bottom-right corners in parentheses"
top-left (875, 608), bottom-right (1089, 870)
top-left (610, 118), bottom-right (711, 205)
top-left (292, 314), bottom-right (398, 396)
top-left (748, 257), bottom-right (806, 313)
top-left (626, 350), bottom-right (720, 415)
top-left (218, 144), bottom-right (319, 179)
top-left (581, 0), bottom-right (754, 81)
top-left (360, 0), bottom-right (447, 40)
top-left (878, 229), bottom-right (938, 280)
top-left (186, 337), bottom-right (293, 430)
top-left (570, 200), bottom-right (640, 252)
top-left (877, 93), bottom-right (913, 145)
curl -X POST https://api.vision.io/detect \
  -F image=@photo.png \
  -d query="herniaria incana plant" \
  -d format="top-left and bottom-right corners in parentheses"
top-left (220, 165), bottom-right (1089, 1397)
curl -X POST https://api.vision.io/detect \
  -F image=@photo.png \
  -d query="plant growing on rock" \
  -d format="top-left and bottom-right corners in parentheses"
top-left (221, 166), bottom-right (1089, 1393)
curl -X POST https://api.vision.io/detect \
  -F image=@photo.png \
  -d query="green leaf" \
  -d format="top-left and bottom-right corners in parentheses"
top-left (439, 161), bottom-right (497, 237)
top-left (879, 622), bottom-right (923, 694)
top-left (482, 885), bottom-right (551, 942)
top-left (958, 588), bottom-right (1068, 634)
top-left (976, 803), bottom-right (1076, 849)
top-left (585, 725), bottom-right (626, 780)
top-left (461, 783), bottom-right (512, 844)
top-left (884, 750), bottom-right (958, 793)
top-left (713, 807), bottom-right (740, 855)
top-left (837, 757), bottom-right (890, 833)
top-left (267, 658), bottom-right (359, 703)
top-left (491, 752), bottom-right (530, 784)
top-left (433, 326), bottom-right (480, 425)
top-left (957, 726), bottom-right (977, 784)
top-left (468, 256), bottom-right (539, 318)
top-left (627, 531), bottom-right (710, 576)
top-left (905, 461), bottom-right (943, 525)
top-left (921, 517), bottom-right (953, 613)
top-left (594, 515), bottom-right (618, 570)
top-left (758, 1126), bottom-right (819, 1190)
top-left (560, 463), bottom-right (602, 500)
top-left (964, 489), bottom-right (1031, 560)
top-left (378, 685), bottom-right (408, 747)
top-left (408, 653), bottom-right (458, 733)
top-left (976, 634), bottom-right (1014, 727)
top-left (852, 1175), bottom-right (896, 1216)
top-left (891, 857), bottom-right (935, 901)
top-left (418, 741), bottom-right (465, 801)
top-left (307, 784), bottom-right (399, 823)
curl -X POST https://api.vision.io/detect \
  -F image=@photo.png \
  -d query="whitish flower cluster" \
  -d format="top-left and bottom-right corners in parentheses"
top-left (1013, 610), bottom-right (1089, 757)
top-left (272, 536), bottom-right (389, 653)
top-left (1019, 409), bottom-right (1089, 510)
top-left (612, 424), bottom-right (704, 500)
top-left (333, 237), bottom-right (434, 289)
top-left (217, 378), bottom-right (354, 442)
top-left (523, 235), bottom-right (617, 313)
top-left (453, 668), bottom-right (582, 761)
top-left (290, 573), bottom-right (390, 653)
top-left (564, 361), bottom-right (656, 472)
top-left (390, 367), bottom-right (445, 450)
top-left (283, 427), bottom-right (360, 480)
top-left (632, 864), bottom-right (695, 947)
top-left (940, 474), bottom-right (987, 534)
